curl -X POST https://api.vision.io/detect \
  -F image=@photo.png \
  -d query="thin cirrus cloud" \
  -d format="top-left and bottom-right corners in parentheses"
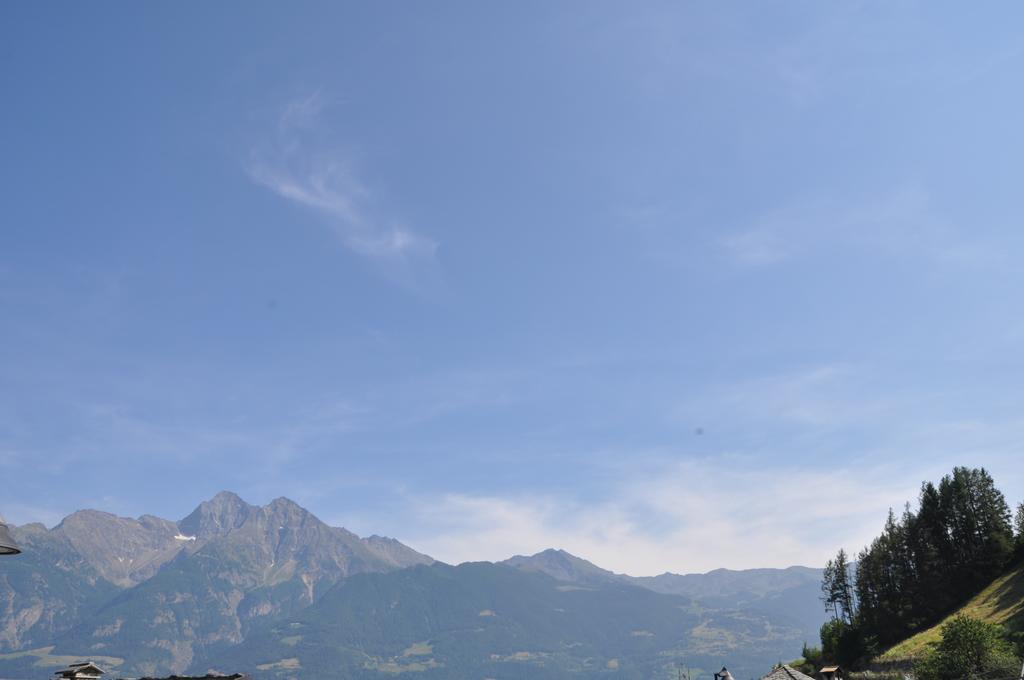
top-left (679, 363), bottom-right (887, 430)
top-left (721, 186), bottom-right (1005, 270)
top-left (403, 457), bottom-right (926, 575)
top-left (247, 93), bottom-right (439, 278)
top-left (404, 427), bottom-right (1024, 576)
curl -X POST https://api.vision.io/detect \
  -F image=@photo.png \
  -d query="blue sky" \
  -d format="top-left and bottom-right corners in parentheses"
top-left (3, 2), bottom-right (1024, 574)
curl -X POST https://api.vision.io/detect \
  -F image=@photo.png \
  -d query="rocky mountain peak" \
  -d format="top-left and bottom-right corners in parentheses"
top-left (503, 548), bottom-right (619, 586)
top-left (263, 496), bottom-right (311, 521)
top-left (177, 490), bottom-right (256, 540)
top-left (52, 509), bottom-right (184, 587)
top-left (170, 494), bottom-right (428, 593)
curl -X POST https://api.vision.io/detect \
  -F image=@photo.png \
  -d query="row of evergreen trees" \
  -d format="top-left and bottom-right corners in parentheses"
top-left (817, 466), bottom-right (1024, 667)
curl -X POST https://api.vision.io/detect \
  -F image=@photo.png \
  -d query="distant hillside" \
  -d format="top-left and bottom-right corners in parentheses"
top-left (878, 564), bottom-right (1024, 663)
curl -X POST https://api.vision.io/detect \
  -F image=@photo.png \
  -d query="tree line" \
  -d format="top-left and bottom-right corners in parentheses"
top-left (815, 466), bottom-right (1024, 668)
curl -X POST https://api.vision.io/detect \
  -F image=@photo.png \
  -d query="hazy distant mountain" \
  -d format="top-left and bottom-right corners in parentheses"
top-left (633, 565), bottom-right (824, 601)
top-left (360, 534), bottom-right (435, 569)
top-left (0, 494), bottom-right (824, 680)
top-left (215, 561), bottom-right (806, 680)
top-left (503, 549), bottom-right (827, 650)
top-left (503, 548), bottom-right (620, 586)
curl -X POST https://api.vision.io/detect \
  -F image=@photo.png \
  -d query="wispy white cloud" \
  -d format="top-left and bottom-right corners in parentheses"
top-left (722, 185), bottom-right (1007, 270)
top-left (626, 4), bottom-right (1024, 109)
top-left (406, 457), bottom-right (923, 575)
top-left (720, 228), bottom-right (792, 267)
top-left (679, 363), bottom-right (893, 430)
top-left (247, 92), bottom-right (439, 282)
top-left (393, 360), bottom-right (1024, 574)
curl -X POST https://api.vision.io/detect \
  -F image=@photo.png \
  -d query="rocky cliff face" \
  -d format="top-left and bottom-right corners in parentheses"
top-left (0, 522), bottom-right (117, 650)
top-left (177, 491), bottom-right (256, 543)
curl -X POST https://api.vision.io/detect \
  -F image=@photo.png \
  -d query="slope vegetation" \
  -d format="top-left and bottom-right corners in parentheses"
top-left (879, 564), bottom-right (1024, 662)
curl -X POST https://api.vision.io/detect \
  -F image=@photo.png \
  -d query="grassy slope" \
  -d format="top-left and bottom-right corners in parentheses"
top-left (878, 565), bottom-right (1024, 662)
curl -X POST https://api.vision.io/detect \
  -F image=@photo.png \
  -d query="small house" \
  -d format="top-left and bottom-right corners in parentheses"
top-left (761, 664), bottom-right (816, 680)
top-left (54, 663), bottom-right (105, 680)
top-left (819, 665), bottom-right (843, 680)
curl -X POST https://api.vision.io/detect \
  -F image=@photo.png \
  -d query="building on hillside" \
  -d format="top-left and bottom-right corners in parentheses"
top-left (760, 664), bottom-right (816, 680)
top-left (52, 664), bottom-right (248, 680)
top-left (54, 663), bottom-right (106, 680)
top-left (819, 665), bottom-right (843, 680)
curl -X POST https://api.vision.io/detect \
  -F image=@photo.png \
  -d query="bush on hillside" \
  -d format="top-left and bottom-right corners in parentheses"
top-left (789, 643), bottom-right (823, 676)
top-left (913, 615), bottom-right (1020, 680)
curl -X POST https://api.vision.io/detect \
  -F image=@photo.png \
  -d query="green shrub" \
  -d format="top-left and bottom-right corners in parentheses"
top-left (913, 615), bottom-right (1020, 680)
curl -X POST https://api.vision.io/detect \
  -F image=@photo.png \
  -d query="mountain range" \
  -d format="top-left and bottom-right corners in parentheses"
top-left (0, 492), bottom-right (826, 680)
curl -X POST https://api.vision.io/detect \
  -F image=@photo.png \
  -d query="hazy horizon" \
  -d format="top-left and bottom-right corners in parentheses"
top-left (10, 490), bottom-right (831, 578)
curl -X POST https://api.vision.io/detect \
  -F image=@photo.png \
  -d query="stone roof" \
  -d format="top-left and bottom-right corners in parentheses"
top-left (761, 664), bottom-right (816, 680)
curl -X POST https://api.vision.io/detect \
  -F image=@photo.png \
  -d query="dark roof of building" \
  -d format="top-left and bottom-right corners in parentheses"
top-left (761, 665), bottom-right (816, 680)
top-left (135, 674), bottom-right (247, 680)
top-left (55, 663), bottom-right (105, 676)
